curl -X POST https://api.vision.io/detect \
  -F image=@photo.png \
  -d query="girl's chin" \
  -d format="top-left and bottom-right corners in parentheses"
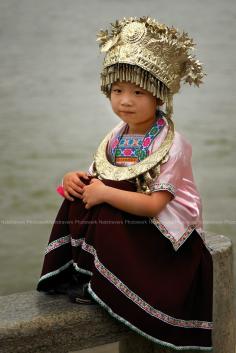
top-left (119, 112), bottom-right (135, 118)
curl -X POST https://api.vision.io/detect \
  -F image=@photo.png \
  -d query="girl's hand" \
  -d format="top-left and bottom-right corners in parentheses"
top-left (82, 178), bottom-right (107, 209)
top-left (63, 171), bottom-right (89, 201)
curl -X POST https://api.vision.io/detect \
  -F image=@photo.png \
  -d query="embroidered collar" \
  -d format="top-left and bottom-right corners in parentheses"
top-left (111, 111), bottom-right (166, 164)
top-left (93, 115), bottom-right (174, 181)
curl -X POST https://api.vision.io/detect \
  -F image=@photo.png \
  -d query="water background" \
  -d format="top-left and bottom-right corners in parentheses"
top-left (0, 0), bottom-right (235, 299)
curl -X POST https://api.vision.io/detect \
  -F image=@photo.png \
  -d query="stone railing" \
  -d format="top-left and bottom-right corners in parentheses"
top-left (0, 233), bottom-right (235, 353)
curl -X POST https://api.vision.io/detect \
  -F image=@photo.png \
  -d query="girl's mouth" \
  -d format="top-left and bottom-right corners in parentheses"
top-left (119, 111), bottom-right (135, 114)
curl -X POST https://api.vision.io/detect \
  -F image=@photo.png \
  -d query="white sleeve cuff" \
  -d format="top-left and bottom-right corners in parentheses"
top-left (149, 183), bottom-right (176, 197)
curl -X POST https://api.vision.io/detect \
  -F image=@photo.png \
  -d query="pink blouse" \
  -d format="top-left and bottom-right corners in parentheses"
top-left (88, 121), bottom-right (205, 251)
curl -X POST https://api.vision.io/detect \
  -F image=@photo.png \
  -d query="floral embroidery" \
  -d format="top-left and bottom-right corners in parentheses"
top-left (45, 235), bottom-right (70, 255)
top-left (138, 149), bottom-right (148, 160)
top-left (143, 136), bottom-right (151, 147)
top-left (150, 183), bottom-right (176, 197)
top-left (116, 157), bottom-right (138, 162)
top-left (157, 117), bottom-right (165, 126)
top-left (123, 148), bottom-right (133, 156)
top-left (111, 110), bottom-right (166, 164)
top-left (45, 235), bottom-right (85, 255)
top-left (71, 237), bottom-right (84, 247)
top-left (111, 138), bottom-right (119, 149)
top-left (119, 136), bottom-right (143, 148)
top-left (150, 218), bottom-right (196, 251)
top-left (115, 137), bottom-right (143, 163)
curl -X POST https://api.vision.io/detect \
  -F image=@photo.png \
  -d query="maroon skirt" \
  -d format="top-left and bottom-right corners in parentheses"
top-left (37, 179), bottom-right (213, 351)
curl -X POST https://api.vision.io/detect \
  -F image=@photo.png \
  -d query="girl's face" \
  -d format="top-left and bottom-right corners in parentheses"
top-left (110, 81), bottom-right (158, 134)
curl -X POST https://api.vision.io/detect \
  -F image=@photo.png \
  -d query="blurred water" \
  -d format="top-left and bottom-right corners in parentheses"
top-left (0, 0), bottom-right (235, 296)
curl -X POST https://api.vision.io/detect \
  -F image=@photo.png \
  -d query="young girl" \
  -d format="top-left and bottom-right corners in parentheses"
top-left (37, 17), bottom-right (213, 351)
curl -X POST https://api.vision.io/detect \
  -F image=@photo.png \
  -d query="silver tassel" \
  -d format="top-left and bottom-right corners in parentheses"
top-left (143, 171), bottom-right (153, 184)
top-left (166, 94), bottom-right (173, 118)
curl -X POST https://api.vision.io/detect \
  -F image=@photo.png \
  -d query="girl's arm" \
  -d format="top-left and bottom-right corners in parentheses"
top-left (82, 179), bottom-right (173, 217)
top-left (104, 186), bottom-right (173, 217)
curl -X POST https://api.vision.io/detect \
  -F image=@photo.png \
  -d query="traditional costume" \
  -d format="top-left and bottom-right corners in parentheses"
top-left (37, 17), bottom-right (213, 351)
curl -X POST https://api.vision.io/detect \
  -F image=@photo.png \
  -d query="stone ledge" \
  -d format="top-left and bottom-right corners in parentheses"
top-left (0, 233), bottom-right (234, 353)
top-left (0, 291), bottom-right (129, 353)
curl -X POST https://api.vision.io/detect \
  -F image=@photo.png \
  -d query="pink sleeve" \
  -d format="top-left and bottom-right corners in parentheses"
top-left (148, 151), bottom-right (187, 198)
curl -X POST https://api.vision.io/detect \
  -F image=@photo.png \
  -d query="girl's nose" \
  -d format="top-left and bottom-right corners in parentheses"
top-left (120, 93), bottom-right (133, 106)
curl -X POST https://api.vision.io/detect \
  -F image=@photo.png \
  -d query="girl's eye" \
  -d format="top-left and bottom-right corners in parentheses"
top-left (135, 90), bottom-right (143, 95)
top-left (112, 88), bottom-right (121, 93)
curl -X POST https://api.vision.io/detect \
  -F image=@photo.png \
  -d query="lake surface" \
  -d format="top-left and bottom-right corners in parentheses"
top-left (0, 0), bottom-right (235, 299)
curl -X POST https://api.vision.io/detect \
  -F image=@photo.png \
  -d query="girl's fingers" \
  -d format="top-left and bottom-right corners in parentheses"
top-left (64, 180), bottom-right (85, 189)
top-left (67, 187), bottom-right (83, 199)
top-left (63, 173), bottom-right (88, 187)
top-left (63, 190), bottom-right (74, 202)
top-left (76, 171), bottom-right (89, 180)
top-left (70, 177), bottom-right (88, 188)
top-left (63, 171), bottom-right (90, 201)
top-left (70, 182), bottom-right (84, 194)
top-left (90, 178), bottom-right (99, 184)
top-left (72, 179), bottom-right (85, 188)
top-left (64, 182), bottom-right (84, 194)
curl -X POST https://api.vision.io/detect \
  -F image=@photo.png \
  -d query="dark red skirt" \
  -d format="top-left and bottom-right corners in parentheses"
top-left (37, 179), bottom-right (213, 351)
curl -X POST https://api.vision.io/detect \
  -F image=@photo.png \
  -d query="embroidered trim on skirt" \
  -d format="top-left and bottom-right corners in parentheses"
top-left (37, 179), bottom-right (213, 351)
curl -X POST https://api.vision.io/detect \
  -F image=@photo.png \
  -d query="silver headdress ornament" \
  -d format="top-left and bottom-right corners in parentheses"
top-left (97, 16), bottom-right (206, 118)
